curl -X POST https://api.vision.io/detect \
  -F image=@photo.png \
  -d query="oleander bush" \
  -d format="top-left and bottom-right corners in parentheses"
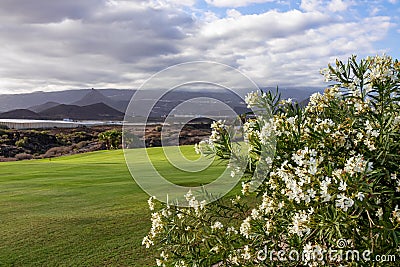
top-left (143, 55), bottom-right (400, 266)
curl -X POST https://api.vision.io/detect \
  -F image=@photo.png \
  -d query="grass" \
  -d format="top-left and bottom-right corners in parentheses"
top-left (0, 146), bottom-right (227, 266)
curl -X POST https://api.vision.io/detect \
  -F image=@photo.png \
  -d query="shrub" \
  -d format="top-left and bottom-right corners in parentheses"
top-left (98, 129), bottom-right (122, 149)
top-left (15, 153), bottom-right (33, 160)
top-left (73, 141), bottom-right (89, 150)
top-left (15, 137), bottom-right (28, 147)
top-left (43, 146), bottom-right (70, 158)
top-left (143, 55), bottom-right (400, 266)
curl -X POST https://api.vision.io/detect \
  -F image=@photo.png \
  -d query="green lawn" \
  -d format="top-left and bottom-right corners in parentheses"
top-left (0, 146), bottom-right (227, 266)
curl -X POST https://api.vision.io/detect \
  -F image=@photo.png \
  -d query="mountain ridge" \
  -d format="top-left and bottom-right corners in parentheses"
top-left (0, 102), bottom-right (124, 121)
top-left (0, 87), bottom-right (323, 120)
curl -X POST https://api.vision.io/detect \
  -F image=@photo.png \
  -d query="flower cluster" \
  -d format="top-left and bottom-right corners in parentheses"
top-left (143, 55), bottom-right (400, 266)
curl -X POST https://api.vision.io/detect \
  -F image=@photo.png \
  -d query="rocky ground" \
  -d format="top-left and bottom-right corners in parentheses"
top-left (0, 123), bottom-right (211, 161)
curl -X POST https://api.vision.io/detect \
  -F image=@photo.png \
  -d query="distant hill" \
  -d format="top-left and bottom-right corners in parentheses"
top-left (0, 109), bottom-right (41, 119)
top-left (39, 103), bottom-right (124, 120)
top-left (0, 89), bottom-right (136, 113)
top-left (0, 90), bottom-right (88, 112)
top-left (72, 88), bottom-right (128, 112)
top-left (73, 89), bottom-right (113, 106)
top-left (29, 101), bottom-right (60, 113)
top-left (0, 87), bottom-right (323, 119)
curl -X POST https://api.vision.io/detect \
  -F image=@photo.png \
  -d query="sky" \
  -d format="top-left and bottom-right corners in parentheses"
top-left (0, 0), bottom-right (398, 94)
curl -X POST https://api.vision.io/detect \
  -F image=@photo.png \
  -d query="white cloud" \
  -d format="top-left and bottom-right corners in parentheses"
top-left (148, 0), bottom-right (197, 8)
top-left (0, 0), bottom-right (396, 93)
top-left (327, 0), bottom-right (350, 12)
top-left (187, 11), bottom-right (392, 87)
top-left (0, 1), bottom-right (197, 92)
top-left (205, 0), bottom-right (275, 8)
top-left (199, 10), bottom-right (330, 40)
top-left (301, 0), bottom-right (352, 13)
top-left (369, 6), bottom-right (380, 16)
top-left (300, 0), bottom-right (322, 12)
top-left (226, 9), bottom-right (242, 18)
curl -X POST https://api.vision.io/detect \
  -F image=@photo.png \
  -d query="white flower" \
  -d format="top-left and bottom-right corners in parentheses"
top-left (289, 211), bottom-right (311, 237)
top-left (367, 162), bottom-right (373, 172)
top-left (376, 208), bottom-right (383, 218)
top-left (251, 208), bottom-right (260, 220)
top-left (230, 166), bottom-right (241, 178)
top-left (344, 155), bottom-right (370, 176)
top-left (391, 205), bottom-right (400, 224)
top-left (394, 116), bottom-right (400, 126)
top-left (228, 254), bottom-right (239, 265)
top-left (265, 156), bottom-right (273, 165)
top-left (240, 217), bottom-right (251, 239)
top-left (245, 91), bottom-right (259, 108)
top-left (260, 193), bottom-right (275, 214)
top-left (211, 221), bottom-right (223, 231)
top-left (188, 199), bottom-right (199, 210)
top-left (338, 180), bottom-right (347, 191)
top-left (287, 116), bottom-right (296, 125)
top-left (335, 194), bottom-right (354, 212)
top-left (320, 177), bottom-right (331, 192)
top-left (174, 260), bottom-right (187, 267)
top-left (308, 163), bottom-right (318, 175)
top-left (184, 190), bottom-right (194, 201)
top-left (231, 195), bottom-right (241, 205)
top-left (156, 259), bottom-right (164, 267)
top-left (210, 246), bottom-right (220, 253)
top-left (309, 92), bottom-right (323, 106)
top-left (148, 196), bottom-right (156, 211)
top-left (241, 245), bottom-right (251, 260)
top-left (365, 120), bottom-right (373, 131)
top-left (364, 139), bottom-right (376, 151)
top-left (161, 208), bottom-right (171, 218)
top-left (391, 173), bottom-right (397, 180)
top-left (200, 200), bottom-right (207, 210)
top-left (371, 130), bottom-right (379, 138)
top-left (356, 192), bottom-right (365, 201)
top-left (241, 182), bottom-right (250, 195)
top-left (142, 235), bottom-right (154, 248)
top-left (307, 188), bottom-right (316, 199)
top-left (227, 226), bottom-right (238, 235)
top-left (259, 122), bottom-right (274, 145)
top-left (150, 212), bottom-right (164, 237)
top-left (160, 251), bottom-right (168, 260)
top-left (321, 191), bottom-right (332, 202)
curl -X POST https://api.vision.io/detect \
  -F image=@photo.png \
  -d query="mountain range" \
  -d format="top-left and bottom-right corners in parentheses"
top-left (0, 87), bottom-right (323, 121)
